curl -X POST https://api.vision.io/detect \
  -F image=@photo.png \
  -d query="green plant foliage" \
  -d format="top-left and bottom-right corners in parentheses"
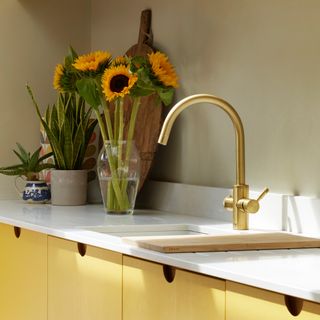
top-left (129, 55), bottom-right (175, 106)
top-left (27, 85), bottom-right (98, 170)
top-left (0, 143), bottom-right (54, 180)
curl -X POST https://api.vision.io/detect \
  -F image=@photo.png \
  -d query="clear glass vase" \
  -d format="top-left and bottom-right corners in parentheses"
top-left (97, 140), bottom-right (140, 214)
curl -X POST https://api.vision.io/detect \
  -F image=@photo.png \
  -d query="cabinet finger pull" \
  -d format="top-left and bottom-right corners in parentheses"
top-left (77, 242), bottom-right (87, 256)
top-left (13, 226), bottom-right (21, 239)
top-left (163, 265), bottom-right (176, 283)
top-left (284, 295), bottom-right (303, 316)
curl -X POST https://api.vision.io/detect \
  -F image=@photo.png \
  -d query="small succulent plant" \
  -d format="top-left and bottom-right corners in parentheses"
top-left (0, 143), bottom-right (54, 181)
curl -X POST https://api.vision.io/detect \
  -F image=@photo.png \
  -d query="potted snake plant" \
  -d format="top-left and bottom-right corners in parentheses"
top-left (27, 86), bottom-right (97, 205)
top-left (0, 143), bottom-right (54, 203)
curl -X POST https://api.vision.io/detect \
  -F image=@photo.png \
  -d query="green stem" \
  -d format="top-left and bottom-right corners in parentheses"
top-left (118, 98), bottom-right (124, 141)
top-left (95, 110), bottom-right (127, 210)
top-left (102, 101), bottom-right (114, 143)
top-left (121, 97), bottom-right (141, 194)
top-left (114, 99), bottom-right (120, 141)
top-left (127, 97), bottom-right (141, 141)
top-left (117, 98), bottom-right (124, 178)
top-left (95, 82), bottom-right (130, 211)
top-left (104, 143), bottom-right (128, 210)
top-left (106, 180), bottom-right (114, 210)
top-left (94, 110), bottom-right (108, 141)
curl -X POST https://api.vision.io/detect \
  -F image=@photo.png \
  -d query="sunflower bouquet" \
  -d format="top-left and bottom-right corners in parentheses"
top-left (53, 47), bottom-right (178, 213)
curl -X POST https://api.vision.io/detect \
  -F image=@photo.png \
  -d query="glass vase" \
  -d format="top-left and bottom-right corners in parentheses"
top-left (97, 140), bottom-right (140, 214)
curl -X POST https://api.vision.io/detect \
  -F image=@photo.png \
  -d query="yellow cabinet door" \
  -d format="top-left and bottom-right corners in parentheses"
top-left (226, 281), bottom-right (320, 320)
top-left (0, 223), bottom-right (47, 320)
top-left (123, 255), bottom-right (225, 320)
top-left (48, 236), bottom-right (122, 320)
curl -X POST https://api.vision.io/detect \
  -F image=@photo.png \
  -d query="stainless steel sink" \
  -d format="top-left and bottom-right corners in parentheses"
top-left (82, 224), bottom-right (228, 238)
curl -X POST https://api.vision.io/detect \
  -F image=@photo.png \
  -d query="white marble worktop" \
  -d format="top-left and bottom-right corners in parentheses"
top-left (1, 200), bottom-right (320, 304)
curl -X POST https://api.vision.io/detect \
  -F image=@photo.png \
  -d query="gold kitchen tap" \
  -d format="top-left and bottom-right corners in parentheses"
top-left (158, 94), bottom-right (268, 230)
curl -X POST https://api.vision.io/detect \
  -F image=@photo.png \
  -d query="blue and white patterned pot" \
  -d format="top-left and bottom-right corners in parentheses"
top-left (22, 181), bottom-right (51, 204)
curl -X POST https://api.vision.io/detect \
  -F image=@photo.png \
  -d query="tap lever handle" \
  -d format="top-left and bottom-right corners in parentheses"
top-left (237, 187), bottom-right (269, 214)
top-left (257, 187), bottom-right (269, 202)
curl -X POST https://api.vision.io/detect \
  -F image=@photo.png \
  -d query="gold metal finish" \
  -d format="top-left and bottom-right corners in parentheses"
top-left (236, 187), bottom-right (269, 214)
top-left (257, 187), bottom-right (269, 202)
top-left (158, 94), bottom-right (268, 230)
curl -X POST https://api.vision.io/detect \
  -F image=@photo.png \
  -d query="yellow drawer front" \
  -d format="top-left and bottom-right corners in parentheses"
top-left (226, 281), bottom-right (320, 320)
top-left (123, 255), bottom-right (225, 320)
top-left (48, 236), bottom-right (122, 320)
top-left (0, 224), bottom-right (47, 320)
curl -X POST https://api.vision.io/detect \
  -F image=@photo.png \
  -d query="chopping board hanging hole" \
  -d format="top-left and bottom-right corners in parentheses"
top-left (126, 9), bottom-right (154, 57)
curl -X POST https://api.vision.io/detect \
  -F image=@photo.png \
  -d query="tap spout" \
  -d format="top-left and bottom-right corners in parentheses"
top-left (157, 93), bottom-right (270, 230)
top-left (158, 94), bottom-right (245, 185)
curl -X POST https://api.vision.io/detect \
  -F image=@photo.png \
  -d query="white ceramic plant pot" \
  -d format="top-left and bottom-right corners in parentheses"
top-left (51, 170), bottom-right (87, 206)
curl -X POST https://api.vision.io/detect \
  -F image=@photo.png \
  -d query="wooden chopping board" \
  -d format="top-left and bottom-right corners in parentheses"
top-left (123, 232), bottom-right (320, 253)
top-left (116, 9), bottom-right (163, 191)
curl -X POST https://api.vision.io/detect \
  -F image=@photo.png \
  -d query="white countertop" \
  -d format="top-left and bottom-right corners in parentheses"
top-left (1, 200), bottom-right (320, 304)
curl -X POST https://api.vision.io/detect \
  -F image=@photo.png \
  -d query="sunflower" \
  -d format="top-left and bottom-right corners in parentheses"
top-left (53, 63), bottom-right (79, 93)
top-left (102, 65), bottom-right (137, 102)
top-left (148, 52), bottom-right (178, 88)
top-left (53, 64), bottom-right (65, 91)
top-left (73, 50), bottom-right (111, 73)
top-left (111, 56), bottom-right (129, 67)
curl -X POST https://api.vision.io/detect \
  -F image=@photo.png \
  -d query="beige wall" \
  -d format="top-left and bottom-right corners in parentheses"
top-left (1, 0), bottom-right (320, 199)
top-left (92, 0), bottom-right (320, 197)
top-left (0, 0), bottom-right (90, 199)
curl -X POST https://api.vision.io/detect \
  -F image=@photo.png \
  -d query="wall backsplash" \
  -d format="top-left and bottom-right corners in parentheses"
top-left (1, 0), bottom-right (320, 200)
top-left (0, 0), bottom-right (90, 199)
top-left (139, 180), bottom-right (320, 235)
top-left (92, 0), bottom-right (320, 197)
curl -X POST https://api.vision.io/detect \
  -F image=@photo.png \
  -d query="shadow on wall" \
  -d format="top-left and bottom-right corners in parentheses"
top-left (17, 0), bottom-right (90, 52)
top-left (287, 196), bottom-right (320, 235)
top-left (150, 87), bottom-right (189, 183)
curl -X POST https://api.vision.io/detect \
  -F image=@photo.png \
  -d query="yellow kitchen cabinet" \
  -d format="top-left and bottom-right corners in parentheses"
top-left (123, 255), bottom-right (225, 320)
top-left (48, 236), bottom-right (122, 320)
top-left (0, 223), bottom-right (47, 320)
top-left (226, 281), bottom-right (320, 320)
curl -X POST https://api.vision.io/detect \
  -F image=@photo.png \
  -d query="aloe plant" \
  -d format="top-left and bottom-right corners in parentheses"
top-left (27, 86), bottom-right (98, 170)
top-left (0, 143), bottom-right (54, 180)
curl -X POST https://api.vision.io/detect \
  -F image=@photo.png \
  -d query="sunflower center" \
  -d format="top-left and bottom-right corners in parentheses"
top-left (110, 74), bottom-right (129, 93)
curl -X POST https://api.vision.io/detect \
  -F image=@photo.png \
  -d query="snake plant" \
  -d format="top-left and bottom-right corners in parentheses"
top-left (27, 86), bottom-right (98, 170)
top-left (0, 143), bottom-right (54, 180)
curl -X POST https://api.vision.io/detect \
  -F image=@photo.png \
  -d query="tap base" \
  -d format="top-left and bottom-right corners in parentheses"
top-left (233, 184), bottom-right (249, 230)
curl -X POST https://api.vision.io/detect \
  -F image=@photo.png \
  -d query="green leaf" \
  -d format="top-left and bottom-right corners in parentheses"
top-left (76, 78), bottom-right (101, 109)
top-left (130, 56), bottom-right (147, 73)
top-left (13, 150), bottom-right (27, 166)
top-left (0, 168), bottom-right (24, 176)
top-left (28, 146), bottom-right (42, 172)
top-left (68, 46), bottom-right (78, 61)
top-left (45, 105), bottom-right (51, 125)
top-left (0, 164), bottom-right (22, 171)
top-left (28, 86), bottom-right (97, 170)
top-left (41, 120), bottom-right (66, 169)
top-left (130, 86), bottom-right (154, 97)
top-left (63, 117), bottom-right (73, 169)
top-left (50, 104), bottom-right (59, 129)
top-left (26, 85), bottom-right (43, 121)
top-left (72, 124), bottom-right (85, 169)
top-left (38, 152), bottom-right (53, 163)
top-left (156, 87), bottom-right (175, 106)
top-left (35, 163), bottom-right (55, 172)
top-left (16, 143), bottom-right (30, 164)
top-left (57, 94), bottom-right (66, 129)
